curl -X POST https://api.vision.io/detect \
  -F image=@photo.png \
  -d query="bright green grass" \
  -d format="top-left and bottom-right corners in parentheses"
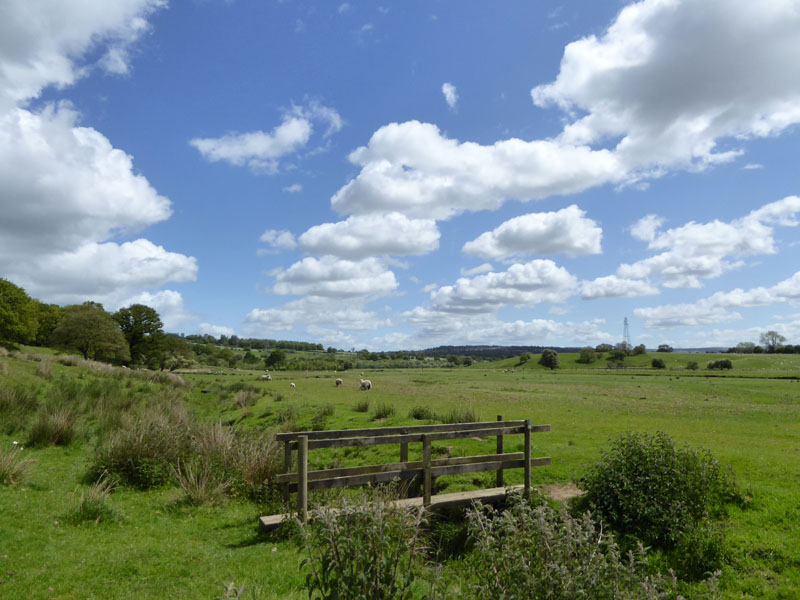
top-left (1, 351), bottom-right (799, 598)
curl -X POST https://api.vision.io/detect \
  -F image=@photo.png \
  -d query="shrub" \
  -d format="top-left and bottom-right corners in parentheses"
top-left (686, 361), bottom-right (699, 371)
top-left (440, 406), bottom-right (479, 424)
top-left (651, 358), bottom-right (666, 369)
top-left (27, 406), bottom-right (77, 447)
top-left (275, 405), bottom-right (299, 428)
top-left (538, 349), bottom-right (560, 369)
top-left (707, 359), bottom-right (733, 370)
top-left (299, 493), bottom-right (426, 600)
top-left (465, 496), bottom-right (678, 600)
top-left (408, 405), bottom-right (435, 420)
top-left (234, 389), bottom-right (259, 409)
top-left (65, 476), bottom-right (118, 524)
top-left (353, 398), bottom-right (370, 413)
top-left (372, 403), bottom-right (396, 420)
top-left (0, 442), bottom-right (33, 485)
top-left (578, 431), bottom-right (740, 577)
top-left (577, 347), bottom-right (597, 364)
top-left (89, 402), bottom-right (193, 489)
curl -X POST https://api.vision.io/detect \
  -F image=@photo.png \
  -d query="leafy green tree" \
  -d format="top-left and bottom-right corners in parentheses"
top-left (113, 304), bottom-right (164, 365)
top-left (759, 330), bottom-right (786, 353)
top-left (577, 347), bottom-right (597, 364)
top-left (0, 279), bottom-right (38, 345)
top-left (265, 349), bottom-right (287, 368)
top-left (49, 303), bottom-right (130, 362)
top-left (32, 301), bottom-right (63, 346)
top-left (632, 344), bottom-right (646, 356)
top-left (538, 349), bottom-right (560, 369)
top-left (657, 344), bottom-right (674, 353)
top-left (595, 343), bottom-right (613, 353)
top-left (651, 357), bottom-right (666, 369)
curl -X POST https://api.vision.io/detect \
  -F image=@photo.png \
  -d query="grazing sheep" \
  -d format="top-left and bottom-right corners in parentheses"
top-left (359, 378), bottom-right (372, 391)
top-left (260, 374), bottom-right (272, 381)
top-left (335, 378), bottom-right (343, 387)
top-left (290, 382), bottom-right (296, 390)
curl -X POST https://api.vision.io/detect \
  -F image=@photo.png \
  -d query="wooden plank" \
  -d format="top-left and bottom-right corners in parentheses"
top-left (276, 452), bottom-right (527, 484)
top-left (302, 424), bottom-right (539, 450)
top-left (282, 441), bottom-right (292, 504)
top-left (524, 421), bottom-right (531, 498)
top-left (275, 420), bottom-right (528, 442)
top-left (431, 457), bottom-right (550, 478)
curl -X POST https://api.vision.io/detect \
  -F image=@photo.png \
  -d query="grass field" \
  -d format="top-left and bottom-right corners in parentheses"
top-left (1, 349), bottom-right (799, 598)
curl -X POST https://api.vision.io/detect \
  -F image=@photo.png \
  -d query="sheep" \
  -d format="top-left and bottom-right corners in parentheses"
top-left (335, 378), bottom-right (343, 387)
top-left (290, 382), bottom-right (296, 390)
top-left (359, 378), bottom-right (372, 391)
top-left (260, 374), bottom-right (272, 381)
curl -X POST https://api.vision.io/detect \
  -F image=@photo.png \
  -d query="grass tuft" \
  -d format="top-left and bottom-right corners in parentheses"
top-left (0, 442), bottom-right (34, 485)
top-left (65, 476), bottom-right (118, 524)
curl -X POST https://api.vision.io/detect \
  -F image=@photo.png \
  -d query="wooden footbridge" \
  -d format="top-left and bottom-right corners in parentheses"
top-left (259, 417), bottom-right (550, 530)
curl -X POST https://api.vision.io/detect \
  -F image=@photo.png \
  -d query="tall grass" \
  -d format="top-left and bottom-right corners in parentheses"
top-left (440, 406), bottom-right (479, 424)
top-left (27, 406), bottom-right (78, 447)
top-left (0, 385), bottom-right (39, 434)
top-left (173, 460), bottom-right (231, 506)
top-left (65, 476), bottom-right (118, 524)
top-left (0, 442), bottom-right (33, 485)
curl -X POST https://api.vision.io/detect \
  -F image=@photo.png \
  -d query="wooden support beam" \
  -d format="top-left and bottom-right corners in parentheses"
top-left (283, 441), bottom-right (292, 504)
top-left (496, 414), bottom-right (504, 488)
top-left (524, 420), bottom-right (531, 499)
top-left (422, 435), bottom-right (431, 507)
top-left (298, 435), bottom-right (308, 522)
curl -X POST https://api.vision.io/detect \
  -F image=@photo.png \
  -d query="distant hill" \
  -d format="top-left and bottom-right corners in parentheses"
top-left (418, 345), bottom-right (583, 359)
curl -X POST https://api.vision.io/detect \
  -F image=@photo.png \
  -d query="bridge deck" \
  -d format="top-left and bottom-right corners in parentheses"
top-left (259, 484), bottom-right (523, 531)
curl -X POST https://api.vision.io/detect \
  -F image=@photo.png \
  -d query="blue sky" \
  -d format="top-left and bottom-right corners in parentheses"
top-left (2, 0), bottom-right (800, 350)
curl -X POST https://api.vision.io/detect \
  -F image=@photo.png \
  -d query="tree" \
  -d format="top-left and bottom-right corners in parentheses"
top-left (657, 344), bottom-right (674, 353)
top-left (595, 343), bottom-right (613, 353)
top-left (760, 331), bottom-right (786, 353)
top-left (632, 344), bottom-right (647, 356)
top-left (49, 303), bottom-right (130, 362)
top-left (113, 304), bottom-right (164, 365)
top-left (265, 349), bottom-right (287, 368)
top-left (0, 278), bottom-right (38, 345)
top-left (32, 301), bottom-right (63, 346)
top-left (518, 353), bottom-right (531, 365)
top-left (578, 347), bottom-right (597, 364)
top-left (734, 341), bottom-right (755, 354)
top-left (651, 357), bottom-right (666, 369)
top-left (538, 349), bottom-right (560, 369)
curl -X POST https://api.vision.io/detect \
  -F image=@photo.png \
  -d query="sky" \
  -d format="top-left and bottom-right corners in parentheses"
top-left (2, 0), bottom-right (800, 351)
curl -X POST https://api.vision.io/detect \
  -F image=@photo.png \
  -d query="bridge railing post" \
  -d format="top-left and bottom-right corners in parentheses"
top-left (524, 420), bottom-right (532, 499)
top-left (422, 434), bottom-right (431, 507)
top-left (298, 435), bottom-right (308, 522)
top-left (496, 414), bottom-right (504, 488)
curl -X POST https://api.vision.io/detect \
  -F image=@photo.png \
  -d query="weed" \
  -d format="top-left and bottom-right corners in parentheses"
top-left (231, 432), bottom-right (283, 502)
top-left (299, 492), bottom-right (426, 600)
top-left (464, 495), bottom-right (679, 599)
top-left (36, 360), bottom-right (54, 379)
top-left (275, 405), bottom-right (299, 429)
top-left (234, 389), bottom-right (259, 409)
top-left (353, 398), bottom-right (370, 413)
top-left (0, 385), bottom-right (39, 434)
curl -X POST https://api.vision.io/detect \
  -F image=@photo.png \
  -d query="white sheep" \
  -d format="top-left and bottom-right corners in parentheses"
top-left (290, 382), bottom-right (296, 390)
top-left (359, 378), bottom-right (372, 391)
top-left (335, 378), bottom-right (343, 387)
top-left (260, 374), bottom-right (272, 381)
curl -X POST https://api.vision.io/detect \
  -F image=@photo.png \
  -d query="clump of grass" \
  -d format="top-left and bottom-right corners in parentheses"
top-left (0, 442), bottom-right (33, 485)
top-left (275, 405), bottom-right (299, 430)
top-left (372, 403), bottom-right (396, 420)
top-left (234, 389), bottom-right (259, 409)
top-left (440, 406), bottom-right (479, 424)
top-left (65, 476), bottom-right (118, 524)
top-left (0, 385), bottom-right (39, 434)
top-left (353, 398), bottom-right (370, 413)
top-left (27, 406), bottom-right (77, 447)
top-left (231, 432), bottom-right (282, 502)
top-left (173, 460), bottom-right (231, 506)
top-left (36, 360), bottom-right (54, 379)
top-left (408, 406), bottom-right (435, 420)
top-left (89, 400), bottom-right (193, 489)
top-left (57, 355), bottom-right (82, 367)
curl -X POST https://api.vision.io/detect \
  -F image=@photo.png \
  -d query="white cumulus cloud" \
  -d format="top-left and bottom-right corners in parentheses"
top-left (441, 82), bottom-right (458, 110)
top-left (581, 275), bottom-right (659, 300)
top-left (272, 256), bottom-right (398, 298)
top-left (463, 205), bottom-right (602, 260)
top-left (297, 213), bottom-right (439, 259)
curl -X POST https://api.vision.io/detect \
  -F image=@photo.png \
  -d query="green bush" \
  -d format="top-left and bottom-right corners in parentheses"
top-left (686, 361), bottom-right (699, 370)
top-left (372, 403), bottom-right (396, 420)
top-left (538, 349), bottom-right (560, 369)
top-left (707, 359), bottom-right (733, 370)
top-left (408, 405), bottom-right (435, 420)
top-left (464, 495), bottom-right (678, 599)
top-left (651, 358), bottom-right (666, 369)
top-left (299, 493), bottom-right (426, 600)
top-left (578, 431), bottom-right (740, 578)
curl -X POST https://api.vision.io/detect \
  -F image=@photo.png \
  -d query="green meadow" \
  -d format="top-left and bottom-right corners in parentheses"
top-left (1, 349), bottom-right (799, 598)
